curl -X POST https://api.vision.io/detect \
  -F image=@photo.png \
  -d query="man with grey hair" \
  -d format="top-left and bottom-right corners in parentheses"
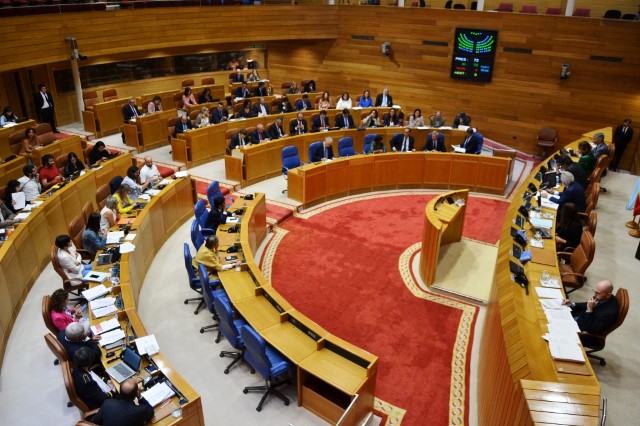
top-left (375, 87), bottom-right (393, 107)
top-left (58, 321), bottom-right (101, 362)
top-left (311, 137), bottom-right (335, 162)
top-left (592, 132), bottom-right (609, 160)
top-left (542, 171), bottom-right (586, 214)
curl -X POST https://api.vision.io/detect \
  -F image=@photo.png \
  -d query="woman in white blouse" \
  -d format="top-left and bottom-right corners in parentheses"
top-left (100, 197), bottom-right (120, 235)
top-left (55, 234), bottom-right (91, 281)
top-left (335, 92), bottom-right (352, 110)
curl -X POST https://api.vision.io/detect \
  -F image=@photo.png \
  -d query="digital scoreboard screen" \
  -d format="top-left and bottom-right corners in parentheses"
top-left (450, 28), bottom-right (498, 82)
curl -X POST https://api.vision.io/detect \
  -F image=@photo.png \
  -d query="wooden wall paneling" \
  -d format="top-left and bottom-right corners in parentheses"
top-left (1, 243), bottom-right (26, 316)
top-left (423, 154), bottom-right (452, 187)
top-left (44, 197), bottom-right (68, 243)
top-left (29, 210), bottom-right (52, 271)
top-left (372, 153), bottom-right (399, 189)
top-left (325, 159), bottom-right (350, 199)
top-left (397, 154), bottom-right (426, 186)
top-left (347, 156), bottom-right (374, 193)
top-left (0, 268), bottom-right (14, 354)
top-left (0, 157), bottom-right (28, 184)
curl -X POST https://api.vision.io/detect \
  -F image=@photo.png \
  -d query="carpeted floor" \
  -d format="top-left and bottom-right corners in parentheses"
top-left (260, 192), bottom-right (509, 425)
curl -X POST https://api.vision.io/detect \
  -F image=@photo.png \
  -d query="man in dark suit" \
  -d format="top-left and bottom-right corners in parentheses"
top-left (35, 83), bottom-right (57, 132)
top-left (295, 94), bottom-right (313, 111)
top-left (122, 98), bottom-right (141, 123)
top-left (290, 112), bottom-right (308, 135)
top-left (251, 97), bottom-right (269, 116)
top-left (311, 137), bottom-right (335, 162)
top-left (375, 87), bottom-right (393, 107)
top-left (610, 118), bottom-right (633, 171)
top-left (58, 322), bottom-right (101, 362)
top-left (423, 131), bottom-right (446, 152)
top-left (390, 128), bottom-right (415, 152)
top-left (250, 124), bottom-right (270, 144)
top-left (235, 82), bottom-right (251, 99)
top-left (173, 114), bottom-right (193, 137)
top-left (461, 128), bottom-right (481, 154)
top-left (557, 155), bottom-right (588, 189)
top-left (565, 279), bottom-right (619, 338)
top-left (312, 110), bottom-right (331, 132)
top-left (229, 129), bottom-right (250, 150)
top-left (91, 377), bottom-right (154, 426)
top-left (211, 102), bottom-right (229, 124)
top-left (452, 111), bottom-right (471, 128)
top-left (254, 82), bottom-right (268, 97)
top-left (542, 171), bottom-right (586, 213)
top-left (335, 109), bottom-right (355, 129)
top-left (205, 196), bottom-right (234, 232)
top-left (268, 117), bottom-right (287, 139)
top-left (231, 68), bottom-right (244, 83)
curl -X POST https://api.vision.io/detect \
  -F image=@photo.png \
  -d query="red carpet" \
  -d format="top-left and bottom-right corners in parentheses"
top-left (264, 193), bottom-right (508, 425)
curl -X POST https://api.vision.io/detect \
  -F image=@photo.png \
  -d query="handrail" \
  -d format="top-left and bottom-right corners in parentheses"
top-left (336, 393), bottom-right (360, 426)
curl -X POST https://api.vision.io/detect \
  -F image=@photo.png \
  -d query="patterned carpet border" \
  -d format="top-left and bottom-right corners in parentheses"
top-left (375, 398), bottom-right (407, 425)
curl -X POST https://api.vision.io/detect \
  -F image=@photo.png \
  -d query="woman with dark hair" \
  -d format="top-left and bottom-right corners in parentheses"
top-left (0, 106), bottom-right (18, 127)
top-left (20, 127), bottom-right (41, 154)
top-left (577, 141), bottom-right (596, 176)
top-left (361, 110), bottom-right (381, 128)
top-left (88, 141), bottom-right (112, 165)
top-left (82, 212), bottom-right (106, 257)
top-left (384, 108), bottom-right (400, 127)
top-left (4, 180), bottom-right (22, 214)
top-left (182, 87), bottom-right (197, 107)
top-left (555, 202), bottom-right (583, 251)
top-left (335, 92), bottom-right (352, 110)
top-left (198, 88), bottom-right (213, 104)
top-left (280, 96), bottom-right (294, 113)
top-left (147, 95), bottom-right (163, 113)
top-left (408, 108), bottom-right (425, 127)
top-left (64, 152), bottom-right (85, 177)
top-left (317, 92), bottom-right (332, 110)
top-left (358, 90), bottom-right (373, 108)
top-left (49, 288), bottom-right (82, 331)
top-left (236, 99), bottom-right (255, 119)
top-left (55, 234), bottom-right (92, 281)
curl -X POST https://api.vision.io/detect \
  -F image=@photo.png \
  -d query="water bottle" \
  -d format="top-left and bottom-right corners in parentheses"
top-left (555, 174), bottom-right (560, 187)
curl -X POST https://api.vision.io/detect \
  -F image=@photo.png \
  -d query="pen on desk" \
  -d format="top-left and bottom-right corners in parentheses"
top-left (157, 399), bottom-right (172, 411)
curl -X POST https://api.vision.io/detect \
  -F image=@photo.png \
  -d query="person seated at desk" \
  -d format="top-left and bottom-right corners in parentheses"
top-left (247, 69), bottom-right (261, 82)
top-left (336, 92), bottom-right (353, 110)
top-left (198, 89), bottom-right (214, 105)
top-left (251, 123), bottom-right (270, 144)
top-left (91, 377), bottom-right (153, 426)
top-left (254, 81), bottom-right (268, 97)
top-left (88, 141), bottom-right (113, 166)
top-left (0, 106), bottom-right (18, 127)
top-left (231, 67), bottom-right (245, 83)
top-left (252, 97), bottom-right (270, 117)
top-left (358, 89), bottom-right (373, 108)
top-left (557, 154), bottom-right (588, 190)
top-left (295, 94), bottom-right (313, 111)
top-left (423, 131), bottom-right (446, 152)
top-left (369, 134), bottom-right (386, 154)
top-left (3, 180), bottom-right (22, 214)
top-left (317, 91), bottom-right (333, 110)
top-left (312, 110), bottom-right (331, 132)
top-left (375, 88), bottom-right (393, 107)
top-left (361, 109), bottom-right (381, 128)
top-left (408, 108), bottom-right (425, 127)
top-left (205, 197), bottom-right (235, 233)
top-left (563, 279), bottom-right (619, 337)
top-left (335, 108), bottom-right (355, 129)
top-left (311, 137), bottom-right (335, 162)
top-left (100, 197), bottom-right (120, 235)
top-left (49, 288), bottom-right (83, 331)
top-left (182, 87), bottom-right (198, 108)
top-left (64, 152), bottom-right (85, 178)
top-left (592, 132), bottom-right (609, 159)
top-left (268, 117), bottom-right (288, 139)
top-left (235, 81), bottom-right (251, 99)
top-left (83, 212), bottom-right (107, 257)
top-left (577, 141), bottom-right (596, 176)
top-left (122, 98), bottom-right (142, 123)
top-left (383, 108), bottom-right (400, 127)
top-left (174, 114), bottom-right (193, 138)
top-left (20, 127), bottom-right (42, 154)
top-left (429, 110), bottom-right (446, 127)
top-left (555, 203), bottom-right (583, 251)
top-left (122, 166), bottom-right (150, 200)
top-left (458, 127), bottom-right (481, 154)
top-left (147, 95), bottom-right (162, 114)
top-left (55, 234), bottom-right (92, 281)
top-left (39, 154), bottom-right (64, 191)
top-left (236, 99), bottom-right (256, 119)
top-left (541, 171), bottom-right (586, 214)
top-left (0, 199), bottom-right (18, 228)
top-left (72, 347), bottom-right (116, 411)
top-left (391, 128), bottom-right (416, 152)
top-left (303, 80), bottom-right (317, 93)
top-left (139, 156), bottom-right (161, 185)
top-left (280, 96), bottom-right (294, 113)
top-left (114, 184), bottom-right (135, 214)
top-left (212, 102), bottom-right (229, 124)
top-left (195, 106), bottom-right (210, 128)
top-left (192, 235), bottom-right (237, 279)
top-left (290, 112), bottom-right (308, 135)
top-left (17, 164), bottom-right (42, 202)
top-left (452, 111), bottom-right (471, 128)
top-left (288, 81), bottom-right (300, 95)
top-left (58, 321), bottom-right (101, 362)
top-left (229, 129), bottom-right (250, 150)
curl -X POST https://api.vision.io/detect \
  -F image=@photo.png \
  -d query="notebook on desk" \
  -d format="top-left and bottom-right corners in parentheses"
top-left (105, 346), bottom-right (142, 383)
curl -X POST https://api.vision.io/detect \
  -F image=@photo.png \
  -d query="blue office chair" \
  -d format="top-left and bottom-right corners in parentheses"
top-left (281, 146), bottom-right (303, 194)
top-left (213, 293), bottom-right (249, 374)
top-left (308, 141), bottom-right (323, 162)
top-left (197, 264), bottom-right (228, 337)
top-left (194, 199), bottom-right (215, 236)
top-left (190, 220), bottom-right (205, 250)
top-left (363, 133), bottom-right (379, 154)
top-left (338, 137), bottom-right (355, 157)
top-left (206, 180), bottom-right (233, 209)
top-left (475, 132), bottom-right (484, 155)
top-left (240, 325), bottom-right (292, 412)
top-left (183, 243), bottom-right (205, 315)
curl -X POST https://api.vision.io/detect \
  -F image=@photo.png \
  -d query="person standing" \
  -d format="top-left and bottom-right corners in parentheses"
top-left (610, 118), bottom-right (633, 172)
top-left (35, 83), bottom-right (57, 132)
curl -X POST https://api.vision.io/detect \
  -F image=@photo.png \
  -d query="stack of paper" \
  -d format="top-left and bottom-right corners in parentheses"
top-left (540, 198), bottom-right (559, 210)
top-left (535, 287), bottom-right (564, 299)
top-left (82, 284), bottom-right (110, 300)
top-left (89, 297), bottom-right (116, 310)
top-left (530, 217), bottom-right (553, 229)
top-left (106, 231), bottom-right (125, 244)
top-left (99, 328), bottom-right (126, 347)
top-left (14, 212), bottom-right (31, 220)
top-left (83, 271), bottom-right (110, 283)
top-left (540, 299), bottom-right (569, 310)
top-left (548, 339), bottom-right (584, 362)
top-left (540, 278), bottom-right (561, 289)
top-left (141, 382), bottom-right (175, 407)
top-left (91, 317), bottom-right (120, 335)
top-left (135, 334), bottom-right (160, 355)
top-left (92, 304), bottom-right (118, 319)
top-left (146, 189), bottom-right (161, 196)
top-left (175, 171), bottom-right (188, 178)
top-left (452, 145), bottom-right (466, 153)
top-left (119, 242), bottom-right (135, 253)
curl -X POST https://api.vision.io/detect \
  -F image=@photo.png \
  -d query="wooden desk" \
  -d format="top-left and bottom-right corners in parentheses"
top-left (216, 193), bottom-right (377, 426)
top-left (0, 119), bottom-right (37, 159)
top-left (83, 97), bottom-right (129, 137)
top-left (138, 85), bottom-right (226, 113)
top-left (478, 135), bottom-right (601, 425)
top-left (126, 110), bottom-right (176, 153)
top-left (419, 190), bottom-right (468, 288)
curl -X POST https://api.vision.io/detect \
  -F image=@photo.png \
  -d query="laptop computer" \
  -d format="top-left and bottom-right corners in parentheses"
top-left (97, 253), bottom-right (113, 266)
top-left (542, 171), bottom-right (557, 188)
top-left (106, 346), bottom-right (142, 383)
top-left (509, 260), bottom-right (525, 276)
